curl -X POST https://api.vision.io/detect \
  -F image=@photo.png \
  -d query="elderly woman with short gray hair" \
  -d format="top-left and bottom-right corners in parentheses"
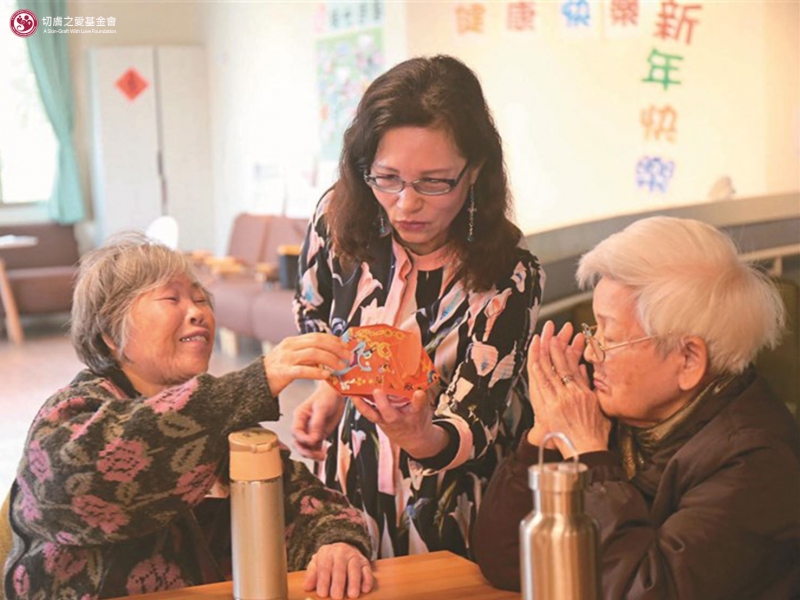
top-left (474, 216), bottom-right (800, 599)
top-left (4, 233), bottom-right (374, 600)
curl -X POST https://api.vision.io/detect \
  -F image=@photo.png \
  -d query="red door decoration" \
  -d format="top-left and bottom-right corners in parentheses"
top-left (115, 68), bottom-right (149, 101)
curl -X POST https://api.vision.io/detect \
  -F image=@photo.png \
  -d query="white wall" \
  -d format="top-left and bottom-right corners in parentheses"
top-left (406, 1), bottom-right (800, 235)
top-left (764, 0), bottom-right (800, 196)
top-left (200, 2), bottom-right (407, 254)
top-left (200, 2), bottom-right (321, 254)
top-left (57, 1), bottom-right (797, 252)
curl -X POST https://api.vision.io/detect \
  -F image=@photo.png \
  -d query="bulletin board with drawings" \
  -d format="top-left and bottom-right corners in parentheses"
top-left (316, 0), bottom-right (385, 161)
top-left (400, 0), bottom-right (798, 235)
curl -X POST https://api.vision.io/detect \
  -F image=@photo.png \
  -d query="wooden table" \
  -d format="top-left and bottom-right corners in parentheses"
top-left (0, 235), bottom-right (38, 345)
top-left (117, 551), bottom-right (519, 600)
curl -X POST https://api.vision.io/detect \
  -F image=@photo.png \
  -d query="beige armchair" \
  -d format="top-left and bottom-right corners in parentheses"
top-left (206, 215), bottom-right (308, 355)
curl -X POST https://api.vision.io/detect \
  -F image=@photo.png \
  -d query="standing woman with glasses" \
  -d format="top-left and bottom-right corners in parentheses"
top-left (474, 217), bottom-right (799, 599)
top-left (291, 55), bottom-right (544, 559)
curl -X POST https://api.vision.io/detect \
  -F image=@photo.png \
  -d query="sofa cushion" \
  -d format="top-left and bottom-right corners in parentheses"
top-left (261, 217), bottom-right (308, 264)
top-left (208, 279), bottom-right (264, 338)
top-left (203, 215), bottom-right (308, 346)
top-left (251, 288), bottom-right (299, 345)
top-left (227, 214), bottom-right (272, 266)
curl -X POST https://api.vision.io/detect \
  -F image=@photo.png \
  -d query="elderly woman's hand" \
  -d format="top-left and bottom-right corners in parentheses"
top-left (292, 384), bottom-right (346, 460)
top-left (528, 320), bottom-right (611, 458)
top-left (351, 389), bottom-right (449, 459)
top-left (303, 542), bottom-right (374, 599)
top-left (527, 321), bottom-right (581, 446)
top-left (263, 333), bottom-right (351, 396)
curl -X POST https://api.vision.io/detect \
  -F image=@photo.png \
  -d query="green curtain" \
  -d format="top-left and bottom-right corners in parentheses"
top-left (18, 0), bottom-right (85, 223)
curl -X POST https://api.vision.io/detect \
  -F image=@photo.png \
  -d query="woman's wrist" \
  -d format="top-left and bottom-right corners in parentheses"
top-left (404, 424), bottom-right (449, 459)
top-left (311, 380), bottom-right (341, 401)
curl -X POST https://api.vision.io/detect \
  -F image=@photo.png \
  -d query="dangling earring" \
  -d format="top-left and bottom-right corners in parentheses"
top-left (467, 185), bottom-right (476, 242)
top-left (379, 211), bottom-right (387, 236)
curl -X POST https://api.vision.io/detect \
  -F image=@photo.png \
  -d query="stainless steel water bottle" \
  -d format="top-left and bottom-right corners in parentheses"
top-left (229, 428), bottom-right (288, 600)
top-left (520, 431), bottom-right (601, 600)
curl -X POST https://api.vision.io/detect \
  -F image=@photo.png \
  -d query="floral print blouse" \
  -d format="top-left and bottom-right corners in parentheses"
top-left (294, 197), bottom-right (544, 559)
top-left (4, 360), bottom-right (371, 599)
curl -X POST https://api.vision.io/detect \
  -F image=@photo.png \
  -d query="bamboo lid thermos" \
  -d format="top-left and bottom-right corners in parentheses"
top-left (229, 428), bottom-right (288, 600)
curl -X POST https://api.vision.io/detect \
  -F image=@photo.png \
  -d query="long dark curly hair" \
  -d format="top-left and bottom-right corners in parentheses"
top-left (329, 54), bottom-right (524, 292)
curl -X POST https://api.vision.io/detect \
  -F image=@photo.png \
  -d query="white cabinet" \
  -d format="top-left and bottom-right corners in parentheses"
top-left (88, 46), bottom-right (214, 251)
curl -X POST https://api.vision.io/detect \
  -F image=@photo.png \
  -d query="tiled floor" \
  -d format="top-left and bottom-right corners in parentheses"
top-left (0, 317), bottom-right (314, 490)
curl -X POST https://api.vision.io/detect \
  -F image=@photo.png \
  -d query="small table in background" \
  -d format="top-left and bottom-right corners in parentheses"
top-left (0, 234), bottom-right (38, 345)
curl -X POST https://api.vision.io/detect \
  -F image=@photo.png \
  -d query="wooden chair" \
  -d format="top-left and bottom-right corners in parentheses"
top-left (0, 223), bottom-right (79, 342)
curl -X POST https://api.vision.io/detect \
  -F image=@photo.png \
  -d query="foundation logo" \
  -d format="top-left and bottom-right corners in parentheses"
top-left (10, 9), bottom-right (38, 37)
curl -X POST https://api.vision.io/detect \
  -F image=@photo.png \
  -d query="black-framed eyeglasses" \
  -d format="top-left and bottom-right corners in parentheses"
top-left (581, 323), bottom-right (656, 363)
top-left (363, 161), bottom-right (470, 196)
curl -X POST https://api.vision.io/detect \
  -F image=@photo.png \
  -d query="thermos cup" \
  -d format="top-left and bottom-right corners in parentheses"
top-left (229, 428), bottom-right (288, 600)
top-left (520, 431), bottom-right (601, 600)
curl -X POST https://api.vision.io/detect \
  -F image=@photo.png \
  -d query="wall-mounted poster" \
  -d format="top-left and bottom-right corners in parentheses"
top-left (316, 28), bottom-right (384, 161)
top-left (326, 0), bottom-right (384, 32)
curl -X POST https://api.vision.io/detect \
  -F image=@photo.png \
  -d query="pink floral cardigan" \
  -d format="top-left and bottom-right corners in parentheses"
top-left (4, 360), bottom-right (370, 599)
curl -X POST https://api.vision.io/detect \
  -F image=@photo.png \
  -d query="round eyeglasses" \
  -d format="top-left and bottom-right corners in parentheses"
top-left (364, 161), bottom-right (470, 196)
top-left (581, 323), bottom-right (656, 363)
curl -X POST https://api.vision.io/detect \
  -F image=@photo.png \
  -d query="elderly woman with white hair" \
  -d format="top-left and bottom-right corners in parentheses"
top-left (3, 233), bottom-right (374, 600)
top-left (473, 216), bottom-right (800, 599)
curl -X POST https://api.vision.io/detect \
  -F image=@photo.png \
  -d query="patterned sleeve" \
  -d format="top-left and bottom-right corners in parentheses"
top-left (293, 195), bottom-right (334, 334)
top-left (413, 253), bottom-right (544, 473)
top-left (13, 360), bottom-right (277, 546)
top-left (282, 452), bottom-right (372, 570)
